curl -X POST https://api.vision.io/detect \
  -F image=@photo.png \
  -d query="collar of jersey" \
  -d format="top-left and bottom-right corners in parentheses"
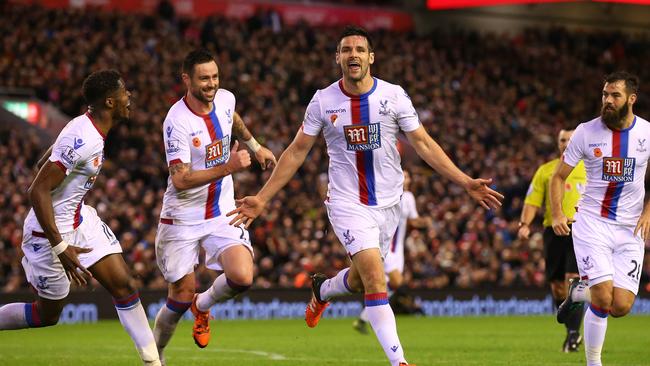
top-left (338, 77), bottom-right (378, 99)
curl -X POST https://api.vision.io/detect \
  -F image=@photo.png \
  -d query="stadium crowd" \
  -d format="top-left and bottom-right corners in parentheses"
top-left (1, 3), bottom-right (649, 294)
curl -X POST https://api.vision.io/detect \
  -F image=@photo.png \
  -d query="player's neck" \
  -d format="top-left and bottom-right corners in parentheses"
top-left (86, 109), bottom-right (112, 136)
top-left (341, 75), bottom-right (374, 96)
top-left (185, 92), bottom-right (213, 115)
top-left (620, 112), bottom-right (635, 129)
top-left (608, 112), bottom-right (636, 131)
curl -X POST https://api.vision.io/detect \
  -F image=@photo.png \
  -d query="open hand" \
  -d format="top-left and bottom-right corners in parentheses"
top-left (227, 195), bottom-right (266, 228)
top-left (57, 243), bottom-right (93, 286)
top-left (465, 178), bottom-right (504, 210)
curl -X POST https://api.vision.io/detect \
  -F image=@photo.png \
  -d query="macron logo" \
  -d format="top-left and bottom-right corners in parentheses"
top-left (391, 345), bottom-right (399, 352)
top-left (73, 138), bottom-right (85, 150)
top-left (326, 108), bottom-right (346, 114)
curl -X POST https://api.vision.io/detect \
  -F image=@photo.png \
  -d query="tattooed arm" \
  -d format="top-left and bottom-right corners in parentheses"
top-left (232, 112), bottom-right (253, 141)
top-left (169, 141), bottom-right (251, 191)
top-left (233, 112), bottom-right (277, 170)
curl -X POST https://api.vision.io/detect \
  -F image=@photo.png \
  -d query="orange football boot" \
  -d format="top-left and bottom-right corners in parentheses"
top-left (305, 273), bottom-right (329, 328)
top-left (191, 294), bottom-right (211, 348)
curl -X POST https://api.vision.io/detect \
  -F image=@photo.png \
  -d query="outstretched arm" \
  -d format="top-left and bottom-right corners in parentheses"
top-left (227, 129), bottom-right (317, 227)
top-left (405, 126), bottom-right (503, 209)
top-left (233, 112), bottom-right (277, 170)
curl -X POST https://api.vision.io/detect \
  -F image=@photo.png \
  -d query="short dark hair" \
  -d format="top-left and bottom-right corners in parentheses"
top-left (604, 71), bottom-right (639, 95)
top-left (337, 25), bottom-right (373, 52)
top-left (82, 69), bottom-right (122, 107)
top-left (182, 49), bottom-right (216, 76)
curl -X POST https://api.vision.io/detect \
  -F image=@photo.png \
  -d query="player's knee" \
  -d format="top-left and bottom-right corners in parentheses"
top-left (28, 302), bottom-right (63, 328)
top-left (226, 275), bottom-right (252, 294)
top-left (610, 302), bottom-right (633, 317)
top-left (362, 273), bottom-right (387, 293)
top-left (347, 279), bottom-right (364, 293)
top-left (590, 292), bottom-right (613, 310)
top-left (170, 287), bottom-right (195, 303)
top-left (387, 276), bottom-right (403, 291)
top-left (40, 312), bottom-right (61, 327)
top-left (38, 305), bottom-right (63, 327)
top-left (110, 278), bottom-right (139, 299)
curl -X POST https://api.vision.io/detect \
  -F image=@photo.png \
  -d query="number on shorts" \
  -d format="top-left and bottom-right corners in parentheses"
top-left (238, 226), bottom-right (245, 240)
top-left (627, 260), bottom-right (642, 280)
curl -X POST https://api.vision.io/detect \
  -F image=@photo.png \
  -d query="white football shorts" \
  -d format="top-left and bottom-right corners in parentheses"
top-left (21, 205), bottom-right (122, 300)
top-left (155, 215), bottom-right (253, 283)
top-left (383, 229), bottom-right (404, 274)
top-left (572, 212), bottom-right (645, 295)
top-left (325, 199), bottom-right (400, 259)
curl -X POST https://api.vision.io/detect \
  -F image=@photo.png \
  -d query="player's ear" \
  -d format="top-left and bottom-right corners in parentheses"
top-left (369, 51), bottom-right (375, 65)
top-left (629, 93), bottom-right (637, 105)
top-left (104, 96), bottom-right (114, 110)
top-left (181, 72), bottom-right (191, 86)
top-left (335, 50), bottom-right (341, 65)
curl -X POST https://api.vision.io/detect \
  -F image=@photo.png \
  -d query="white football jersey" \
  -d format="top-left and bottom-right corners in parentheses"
top-left (161, 90), bottom-right (236, 224)
top-left (563, 116), bottom-right (650, 226)
top-left (390, 191), bottom-right (419, 253)
top-left (25, 113), bottom-right (105, 233)
top-left (302, 78), bottom-right (421, 208)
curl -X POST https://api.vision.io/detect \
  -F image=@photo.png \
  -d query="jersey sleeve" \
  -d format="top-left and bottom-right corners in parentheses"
top-left (395, 87), bottom-right (420, 132)
top-left (48, 130), bottom-right (84, 174)
top-left (220, 89), bottom-right (237, 121)
top-left (163, 117), bottom-right (191, 166)
top-left (404, 192), bottom-right (419, 219)
top-left (524, 165), bottom-right (546, 208)
top-left (562, 124), bottom-right (585, 167)
top-left (301, 91), bottom-right (324, 136)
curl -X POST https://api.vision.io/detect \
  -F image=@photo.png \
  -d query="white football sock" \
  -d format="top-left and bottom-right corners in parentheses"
top-left (196, 274), bottom-right (250, 312)
top-left (365, 293), bottom-right (407, 366)
top-left (0, 303), bottom-right (30, 329)
top-left (114, 294), bottom-right (160, 365)
top-left (320, 268), bottom-right (353, 301)
top-left (153, 298), bottom-right (191, 361)
top-left (584, 304), bottom-right (609, 366)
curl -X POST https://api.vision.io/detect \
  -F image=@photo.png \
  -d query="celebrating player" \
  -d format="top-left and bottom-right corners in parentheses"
top-left (518, 128), bottom-right (586, 352)
top-left (0, 70), bottom-right (161, 365)
top-left (152, 49), bottom-right (276, 364)
top-left (551, 71), bottom-right (649, 366)
top-left (228, 26), bottom-right (503, 366)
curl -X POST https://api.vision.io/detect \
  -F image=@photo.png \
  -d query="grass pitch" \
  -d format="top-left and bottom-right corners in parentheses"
top-left (0, 316), bottom-right (648, 365)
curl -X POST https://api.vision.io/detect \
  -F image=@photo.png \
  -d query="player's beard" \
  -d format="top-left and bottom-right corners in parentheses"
top-left (191, 87), bottom-right (216, 104)
top-left (601, 101), bottom-right (629, 130)
top-left (114, 102), bottom-right (130, 122)
top-left (345, 63), bottom-right (368, 82)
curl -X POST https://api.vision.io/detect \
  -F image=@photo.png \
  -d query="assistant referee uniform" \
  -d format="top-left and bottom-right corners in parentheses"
top-left (525, 158), bottom-right (586, 285)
